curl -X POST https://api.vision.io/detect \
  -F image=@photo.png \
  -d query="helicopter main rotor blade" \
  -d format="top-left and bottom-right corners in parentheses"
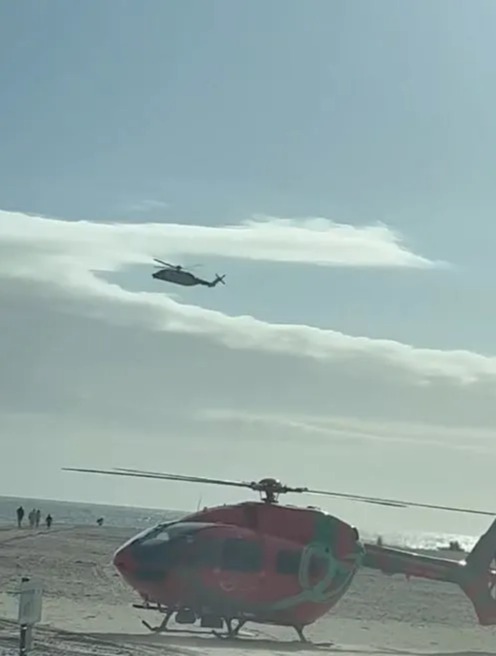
top-left (153, 258), bottom-right (174, 268)
top-left (114, 467), bottom-right (256, 489)
top-left (304, 487), bottom-right (495, 517)
top-left (63, 467), bottom-right (255, 490)
top-left (62, 468), bottom-right (495, 517)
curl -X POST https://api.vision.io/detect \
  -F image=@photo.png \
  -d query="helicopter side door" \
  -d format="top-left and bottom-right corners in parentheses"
top-left (191, 527), bottom-right (269, 605)
top-left (215, 533), bottom-right (269, 601)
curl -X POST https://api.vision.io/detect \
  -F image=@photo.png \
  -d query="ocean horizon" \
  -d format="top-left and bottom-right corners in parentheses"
top-left (0, 494), bottom-right (483, 554)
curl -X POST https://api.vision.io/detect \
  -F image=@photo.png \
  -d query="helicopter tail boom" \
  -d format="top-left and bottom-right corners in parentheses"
top-left (362, 542), bottom-right (461, 583)
top-left (363, 519), bottom-right (496, 626)
top-left (206, 274), bottom-right (226, 287)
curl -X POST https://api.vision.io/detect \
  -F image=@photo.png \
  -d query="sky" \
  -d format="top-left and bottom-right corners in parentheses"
top-left (1, 0), bottom-right (496, 538)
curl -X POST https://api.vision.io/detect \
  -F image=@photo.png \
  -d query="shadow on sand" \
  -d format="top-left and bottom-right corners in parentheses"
top-left (73, 631), bottom-right (496, 656)
top-left (2, 620), bottom-right (496, 656)
top-left (82, 630), bottom-right (334, 652)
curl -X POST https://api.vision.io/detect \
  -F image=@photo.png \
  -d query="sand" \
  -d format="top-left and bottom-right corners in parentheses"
top-left (0, 525), bottom-right (495, 655)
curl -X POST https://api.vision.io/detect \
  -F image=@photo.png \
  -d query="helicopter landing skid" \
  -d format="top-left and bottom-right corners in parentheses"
top-left (138, 607), bottom-right (210, 635)
top-left (213, 621), bottom-right (309, 644)
top-left (141, 608), bottom-right (174, 634)
top-left (137, 606), bottom-right (247, 639)
top-left (135, 603), bottom-right (309, 644)
top-left (294, 625), bottom-right (308, 642)
top-left (141, 618), bottom-right (216, 636)
top-left (141, 618), bottom-right (249, 639)
top-left (211, 618), bottom-right (246, 640)
top-left (141, 622), bottom-right (216, 636)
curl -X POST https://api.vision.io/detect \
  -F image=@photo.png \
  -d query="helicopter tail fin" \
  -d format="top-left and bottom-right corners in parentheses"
top-left (212, 274), bottom-right (226, 287)
top-left (458, 519), bottom-right (496, 625)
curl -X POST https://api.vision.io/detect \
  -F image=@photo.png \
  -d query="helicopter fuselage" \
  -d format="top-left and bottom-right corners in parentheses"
top-left (63, 466), bottom-right (496, 638)
top-left (152, 268), bottom-right (204, 286)
top-left (113, 501), bottom-right (364, 632)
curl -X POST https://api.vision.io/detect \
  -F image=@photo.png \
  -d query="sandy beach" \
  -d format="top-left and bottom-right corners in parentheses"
top-left (0, 525), bottom-right (495, 656)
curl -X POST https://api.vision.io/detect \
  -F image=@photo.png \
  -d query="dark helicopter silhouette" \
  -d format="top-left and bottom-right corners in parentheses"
top-left (152, 259), bottom-right (226, 288)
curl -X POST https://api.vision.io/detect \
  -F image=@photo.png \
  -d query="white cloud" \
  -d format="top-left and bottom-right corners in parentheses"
top-left (0, 294), bottom-right (494, 537)
top-left (0, 210), bottom-right (494, 388)
top-left (3, 208), bottom-right (496, 536)
top-left (123, 199), bottom-right (171, 213)
top-left (0, 209), bottom-right (439, 269)
top-left (199, 409), bottom-right (496, 454)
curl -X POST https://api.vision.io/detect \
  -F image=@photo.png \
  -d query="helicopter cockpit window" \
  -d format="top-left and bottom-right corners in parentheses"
top-left (221, 538), bottom-right (263, 572)
top-left (134, 521), bottom-right (217, 550)
top-left (143, 530), bottom-right (171, 546)
top-left (276, 549), bottom-right (301, 575)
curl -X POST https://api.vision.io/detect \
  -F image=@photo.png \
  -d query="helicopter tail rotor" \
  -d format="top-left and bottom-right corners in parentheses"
top-left (214, 274), bottom-right (226, 286)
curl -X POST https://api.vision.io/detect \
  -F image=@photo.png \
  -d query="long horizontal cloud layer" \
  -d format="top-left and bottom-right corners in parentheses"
top-left (200, 409), bottom-right (496, 454)
top-left (3, 285), bottom-right (496, 535)
top-left (2, 221), bottom-right (496, 532)
top-left (0, 209), bottom-right (438, 268)
top-left (2, 209), bottom-right (494, 386)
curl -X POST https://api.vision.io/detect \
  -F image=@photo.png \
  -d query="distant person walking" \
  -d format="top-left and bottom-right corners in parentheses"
top-left (45, 514), bottom-right (52, 529)
top-left (16, 506), bottom-right (24, 528)
top-left (28, 509), bottom-right (35, 529)
top-left (35, 509), bottom-right (41, 528)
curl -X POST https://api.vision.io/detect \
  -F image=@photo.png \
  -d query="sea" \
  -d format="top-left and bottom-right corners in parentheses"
top-left (0, 495), bottom-right (480, 553)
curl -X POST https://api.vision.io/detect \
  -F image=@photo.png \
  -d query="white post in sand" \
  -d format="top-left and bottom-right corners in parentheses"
top-left (17, 576), bottom-right (43, 655)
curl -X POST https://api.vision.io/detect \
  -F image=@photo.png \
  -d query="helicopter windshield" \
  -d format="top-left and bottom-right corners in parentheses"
top-left (121, 521), bottom-right (222, 580)
top-left (133, 521), bottom-right (217, 547)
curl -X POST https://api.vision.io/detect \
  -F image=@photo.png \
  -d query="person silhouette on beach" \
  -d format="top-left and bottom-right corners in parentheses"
top-left (46, 514), bottom-right (52, 529)
top-left (16, 506), bottom-right (24, 528)
top-left (35, 509), bottom-right (41, 528)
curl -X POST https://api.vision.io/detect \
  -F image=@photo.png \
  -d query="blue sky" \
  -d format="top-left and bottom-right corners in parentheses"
top-left (2, 0), bottom-right (496, 350)
top-left (2, 0), bottom-right (496, 537)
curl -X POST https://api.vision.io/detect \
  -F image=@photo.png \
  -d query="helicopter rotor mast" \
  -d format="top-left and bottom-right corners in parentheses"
top-left (62, 467), bottom-right (495, 516)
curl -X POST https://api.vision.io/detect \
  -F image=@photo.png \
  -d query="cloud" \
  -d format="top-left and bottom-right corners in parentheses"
top-left (199, 409), bottom-right (496, 454)
top-left (0, 209), bottom-right (439, 269)
top-left (1, 217), bottom-right (496, 535)
top-left (122, 199), bottom-right (171, 213)
top-left (1, 285), bottom-right (496, 537)
top-left (0, 209), bottom-right (494, 388)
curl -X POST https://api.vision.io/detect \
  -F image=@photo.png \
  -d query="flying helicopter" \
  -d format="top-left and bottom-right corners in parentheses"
top-left (63, 467), bottom-right (496, 643)
top-left (152, 258), bottom-right (226, 288)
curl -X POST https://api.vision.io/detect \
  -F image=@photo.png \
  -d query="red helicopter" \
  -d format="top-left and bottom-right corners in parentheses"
top-left (63, 467), bottom-right (496, 643)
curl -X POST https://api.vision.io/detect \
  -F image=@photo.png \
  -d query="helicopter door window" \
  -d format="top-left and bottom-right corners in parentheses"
top-left (309, 554), bottom-right (327, 579)
top-left (221, 538), bottom-right (263, 573)
top-left (275, 549), bottom-right (301, 575)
